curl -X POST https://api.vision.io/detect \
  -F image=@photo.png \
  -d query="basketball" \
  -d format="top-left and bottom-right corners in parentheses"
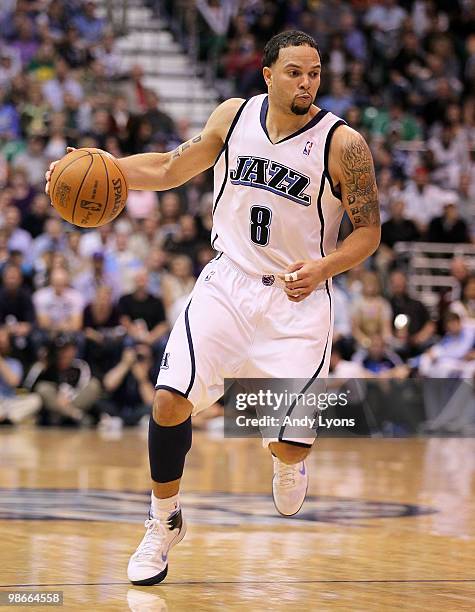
top-left (49, 148), bottom-right (128, 228)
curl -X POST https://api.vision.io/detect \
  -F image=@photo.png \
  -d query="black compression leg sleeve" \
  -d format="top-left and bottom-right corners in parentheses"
top-left (148, 415), bottom-right (192, 483)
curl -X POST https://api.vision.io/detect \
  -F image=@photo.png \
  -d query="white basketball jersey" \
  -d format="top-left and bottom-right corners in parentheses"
top-left (212, 94), bottom-right (346, 275)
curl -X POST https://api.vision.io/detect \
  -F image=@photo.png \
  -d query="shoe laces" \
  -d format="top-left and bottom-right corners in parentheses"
top-left (275, 460), bottom-right (300, 489)
top-left (134, 518), bottom-right (168, 562)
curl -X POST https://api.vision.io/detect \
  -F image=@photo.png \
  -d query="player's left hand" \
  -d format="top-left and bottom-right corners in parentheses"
top-left (278, 260), bottom-right (328, 302)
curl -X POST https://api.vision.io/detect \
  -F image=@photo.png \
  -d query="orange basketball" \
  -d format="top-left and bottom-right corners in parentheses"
top-left (49, 148), bottom-right (128, 228)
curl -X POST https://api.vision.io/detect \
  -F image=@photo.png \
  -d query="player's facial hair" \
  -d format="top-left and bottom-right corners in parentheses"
top-left (290, 102), bottom-right (312, 115)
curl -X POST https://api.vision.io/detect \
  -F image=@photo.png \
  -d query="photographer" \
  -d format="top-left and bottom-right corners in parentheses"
top-left (25, 334), bottom-right (101, 424)
top-left (0, 326), bottom-right (41, 425)
top-left (99, 343), bottom-right (157, 427)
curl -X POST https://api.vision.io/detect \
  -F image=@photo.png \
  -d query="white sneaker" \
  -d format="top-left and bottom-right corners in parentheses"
top-left (127, 510), bottom-right (186, 585)
top-left (272, 457), bottom-right (308, 516)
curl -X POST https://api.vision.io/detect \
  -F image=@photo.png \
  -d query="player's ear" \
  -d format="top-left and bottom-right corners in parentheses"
top-left (263, 66), bottom-right (272, 89)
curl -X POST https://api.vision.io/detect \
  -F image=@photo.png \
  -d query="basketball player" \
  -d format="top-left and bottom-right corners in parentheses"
top-left (46, 31), bottom-right (380, 585)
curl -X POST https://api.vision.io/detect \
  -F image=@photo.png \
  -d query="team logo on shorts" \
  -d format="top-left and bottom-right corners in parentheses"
top-left (160, 352), bottom-right (170, 370)
top-left (261, 274), bottom-right (275, 286)
top-left (303, 140), bottom-right (314, 156)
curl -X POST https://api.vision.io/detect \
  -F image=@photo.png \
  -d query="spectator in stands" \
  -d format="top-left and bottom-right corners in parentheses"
top-left (79, 223), bottom-right (114, 259)
top-left (222, 34), bottom-right (262, 96)
top-left (388, 269), bottom-right (435, 358)
top-left (5, 248), bottom-right (33, 288)
top-left (390, 30), bottom-right (426, 85)
top-left (458, 172), bottom-right (475, 239)
top-left (106, 226), bottom-right (142, 294)
top-left (129, 215), bottom-right (160, 261)
top-left (161, 255), bottom-right (195, 323)
top-left (143, 89), bottom-right (177, 141)
top-left (110, 95), bottom-right (131, 143)
top-left (118, 268), bottom-right (168, 351)
top-left (0, 229), bottom-right (11, 269)
top-left (126, 190), bottom-right (159, 222)
top-left (94, 29), bottom-right (122, 78)
top-left (365, 103), bottom-right (422, 142)
top-left (381, 200), bottom-right (420, 249)
top-left (72, 1), bottom-right (106, 44)
top-left (27, 41), bottom-right (56, 84)
top-left (33, 267), bottom-right (84, 339)
top-left (20, 82), bottom-right (51, 137)
top-left (319, 77), bottom-right (354, 118)
top-left (418, 312), bottom-right (475, 378)
top-left (401, 167), bottom-right (457, 234)
top-left (196, 0), bottom-right (236, 63)
top-left (0, 264), bottom-right (35, 360)
top-left (164, 214), bottom-right (200, 260)
top-left (0, 47), bottom-right (21, 90)
top-left (195, 243), bottom-right (215, 276)
top-left (427, 203), bottom-right (471, 244)
top-left (73, 251), bottom-right (120, 304)
top-left (83, 285), bottom-right (123, 376)
top-left (0, 326), bottom-right (41, 425)
top-left (157, 191), bottom-right (182, 243)
top-left (353, 334), bottom-right (406, 377)
top-left (428, 123), bottom-right (469, 190)
top-left (43, 0), bottom-right (68, 41)
top-left (0, 84), bottom-right (20, 139)
top-left (64, 231), bottom-right (88, 286)
top-left (352, 271), bottom-right (393, 349)
top-left (449, 275), bottom-right (475, 329)
top-left (2, 205), bottom-right (31, 258)
top-left (10, 13), bottom-right (39, 66)
top-left (100, 343), bottom-right (156, 427)
top-left (31, 217), bottom-right (67, 261)
top-left (21, 193), bottom-right (50, 239)
top-left (12, 136), bottom-right (48, 188)
top-left (122, 64), bottom-right (147, 114)
top-left (42, 57), bottom-right (83, 112)
top-left (364, 0), bottom-right (407, 47)
top-left (450, 257), bottom-right (471, 301)
top-left (26, 334), bottom-right (101, 424)
top-left (44, 111), bottom-right (69, 160)
top-left (332, 282), bottom-right (354, 360)
top-left (330, 340), bottom-right (367, 378)
top-left (56, 25), bottom-right (93, 70)
top-left (144, 247), bottom-right (166, 297)
top-left (10, 169), bottom-right (36, 217)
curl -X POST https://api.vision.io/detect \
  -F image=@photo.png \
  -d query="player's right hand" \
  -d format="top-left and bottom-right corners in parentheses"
top-left (44, 147), bottom-right (76, 195)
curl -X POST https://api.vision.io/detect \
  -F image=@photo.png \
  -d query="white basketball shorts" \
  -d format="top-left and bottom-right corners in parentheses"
top-left (156, 253), bottom-right (333, 445)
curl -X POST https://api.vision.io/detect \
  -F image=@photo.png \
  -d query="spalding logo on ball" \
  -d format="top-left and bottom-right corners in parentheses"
top-left (49, 148), bottom-right (128, 228)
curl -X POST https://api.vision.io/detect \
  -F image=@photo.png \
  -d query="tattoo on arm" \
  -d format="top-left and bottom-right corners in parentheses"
top-left (172, 135), bottom-right (202, 159)
top-left (340, 134), bottom-right (380, 228)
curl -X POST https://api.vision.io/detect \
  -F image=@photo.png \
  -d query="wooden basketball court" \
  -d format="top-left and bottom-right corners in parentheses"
top-left (0, 428), bottom-right (474, 610)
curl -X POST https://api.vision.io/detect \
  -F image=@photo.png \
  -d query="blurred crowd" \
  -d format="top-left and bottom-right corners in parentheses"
top-left (0, 0), bottom-right (215, 429)
top-left (0, 0), bottom-right (475, 433)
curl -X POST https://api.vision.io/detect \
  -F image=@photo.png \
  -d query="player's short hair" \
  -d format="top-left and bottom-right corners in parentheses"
top-left (262, 30), bottom-right (320, 68)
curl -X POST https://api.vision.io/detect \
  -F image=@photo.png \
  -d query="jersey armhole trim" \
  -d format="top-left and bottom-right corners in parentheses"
top-left (212, 146), bottom-right (228, 215)
top-left (323, 119), bottom-right (346, 201)
top-left (213, 98), bottom-right (250, 167)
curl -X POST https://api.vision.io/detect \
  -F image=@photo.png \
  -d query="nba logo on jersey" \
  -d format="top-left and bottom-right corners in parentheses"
top-left (303, 141), bottom-right (314, 156)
